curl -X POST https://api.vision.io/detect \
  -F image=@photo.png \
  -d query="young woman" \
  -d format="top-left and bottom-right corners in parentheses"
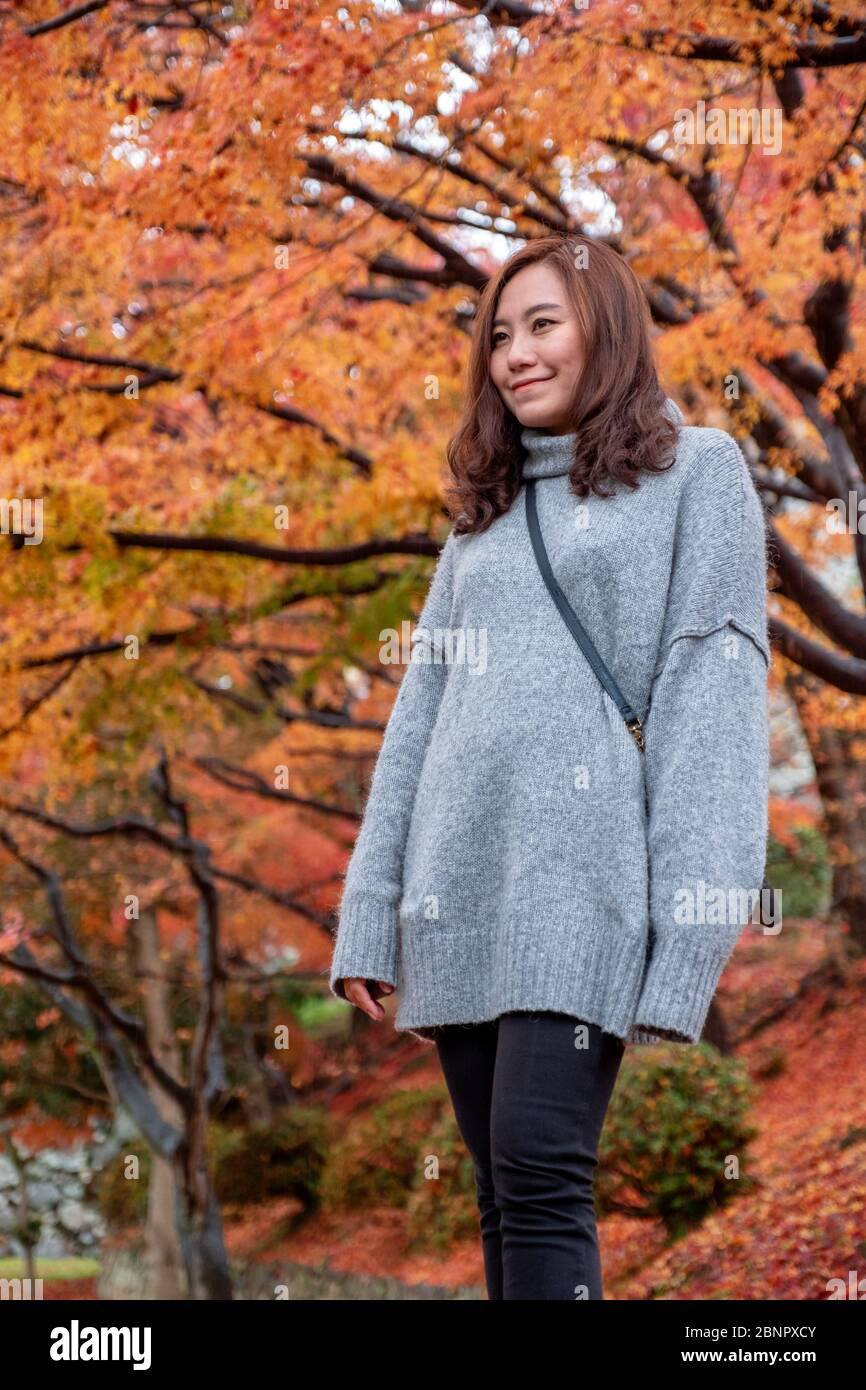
top-left (328, 234), bottom-right (771, 1300)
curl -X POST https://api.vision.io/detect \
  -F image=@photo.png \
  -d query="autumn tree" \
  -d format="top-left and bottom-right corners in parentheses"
top-left (3, 0), bottom-right (866, 1290)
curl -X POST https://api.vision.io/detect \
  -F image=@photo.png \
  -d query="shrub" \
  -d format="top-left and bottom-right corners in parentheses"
top-left (91, 1146), bottom-right (151, 1227)
top-left (596, 1043), bottom-right (759, 1239)
top-left (93, 1109), bottom-right (331, 1228)
top-left (319, 1085), bottom-right (451, 1212)
top-left (209, 1108), bottom-right (330, 1209)
top-left (764, 826), bottom-right (830, 918)
top-left (404, 1106), bottom-right (479, 1252)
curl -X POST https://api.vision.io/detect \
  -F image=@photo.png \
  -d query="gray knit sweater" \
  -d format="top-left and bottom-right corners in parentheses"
top-left (327, 399), bottom-right (771, 1046)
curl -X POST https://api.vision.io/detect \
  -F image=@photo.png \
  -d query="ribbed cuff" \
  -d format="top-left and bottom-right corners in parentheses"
top-left (328, 895), bottom-right (399, 1001)
top-left (632, 925), bottom-right (739, 1043)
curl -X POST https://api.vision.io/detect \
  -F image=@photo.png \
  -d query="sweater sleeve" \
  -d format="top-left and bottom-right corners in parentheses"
top-left (632, 434), bottom-right (771, 1044)
top-left (328, 531), bottom-right (458, 1000)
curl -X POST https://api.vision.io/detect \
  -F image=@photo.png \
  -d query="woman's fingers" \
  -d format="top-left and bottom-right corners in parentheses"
top-left (342, 977), bottom-right (389, 1020)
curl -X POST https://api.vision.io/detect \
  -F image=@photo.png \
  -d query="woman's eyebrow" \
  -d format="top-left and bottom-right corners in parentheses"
top-left (492, 302), bottom-right (562, 329)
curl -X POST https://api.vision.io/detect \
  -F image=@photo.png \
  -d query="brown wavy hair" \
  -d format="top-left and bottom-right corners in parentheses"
top-left (443, 234), bottom-right (680, 536)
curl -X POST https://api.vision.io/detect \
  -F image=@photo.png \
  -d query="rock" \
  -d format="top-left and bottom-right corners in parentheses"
top-left (56, 1199), bottom-right (90, 1234)
top-left (33, 1227), bottom-right (72, 1260)
top-left (0, 1125), bottom-right (136, 1260)
top-left (41, 1149), bottom-right (89, 1175)
top-left (0, 1193), bottom-right (15, 1229)
top-left (26, 1182), bottom-right (62, 1211)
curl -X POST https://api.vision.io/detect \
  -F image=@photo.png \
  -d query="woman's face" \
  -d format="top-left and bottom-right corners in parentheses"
top-left (489, 262), bottom-right (584, 435)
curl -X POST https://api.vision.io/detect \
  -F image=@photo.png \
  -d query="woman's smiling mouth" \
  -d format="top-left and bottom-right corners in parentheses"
top-left (513, 377), bottom-right (552, 391)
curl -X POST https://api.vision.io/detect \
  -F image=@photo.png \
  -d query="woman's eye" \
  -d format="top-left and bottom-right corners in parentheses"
top-left (492, 318), bottom-right (554, 347)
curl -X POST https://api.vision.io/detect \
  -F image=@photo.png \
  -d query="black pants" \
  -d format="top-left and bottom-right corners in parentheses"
top-left (432, 1011), bottom-right (626, 1301)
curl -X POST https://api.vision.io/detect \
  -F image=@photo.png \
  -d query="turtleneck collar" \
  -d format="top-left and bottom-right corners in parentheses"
top-left (520, 396), bottom-right (684, 480)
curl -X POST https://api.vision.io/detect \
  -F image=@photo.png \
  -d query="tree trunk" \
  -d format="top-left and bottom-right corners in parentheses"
top-left (1, 1131), bottom-right (39, 1285)
top-left (173, 1120), bottom-right (234, 1300)
top-left (135, 907), bottom-right (185, 1299)
top-left (242, 1027), bottom-right (274, 1130)
top-left (785, 667), bottom-right (866, 952)
top-left (701, 998), bottom-right (731, 1053)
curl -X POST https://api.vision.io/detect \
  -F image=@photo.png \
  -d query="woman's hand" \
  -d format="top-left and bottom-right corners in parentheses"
top-left (340, 978), bottom-right (395, 1022)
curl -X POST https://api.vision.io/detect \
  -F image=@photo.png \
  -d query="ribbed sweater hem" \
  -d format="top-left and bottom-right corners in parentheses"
top-left (630, 923), bottom-right (740, 1042)
top-left (393, 916), bottom-right (652, 1046)
top-left (328, 895), bottom-right (398, 1001)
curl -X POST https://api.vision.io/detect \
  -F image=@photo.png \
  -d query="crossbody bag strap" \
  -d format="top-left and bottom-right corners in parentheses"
top-left (525, 477), bottom-right (646, 752)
